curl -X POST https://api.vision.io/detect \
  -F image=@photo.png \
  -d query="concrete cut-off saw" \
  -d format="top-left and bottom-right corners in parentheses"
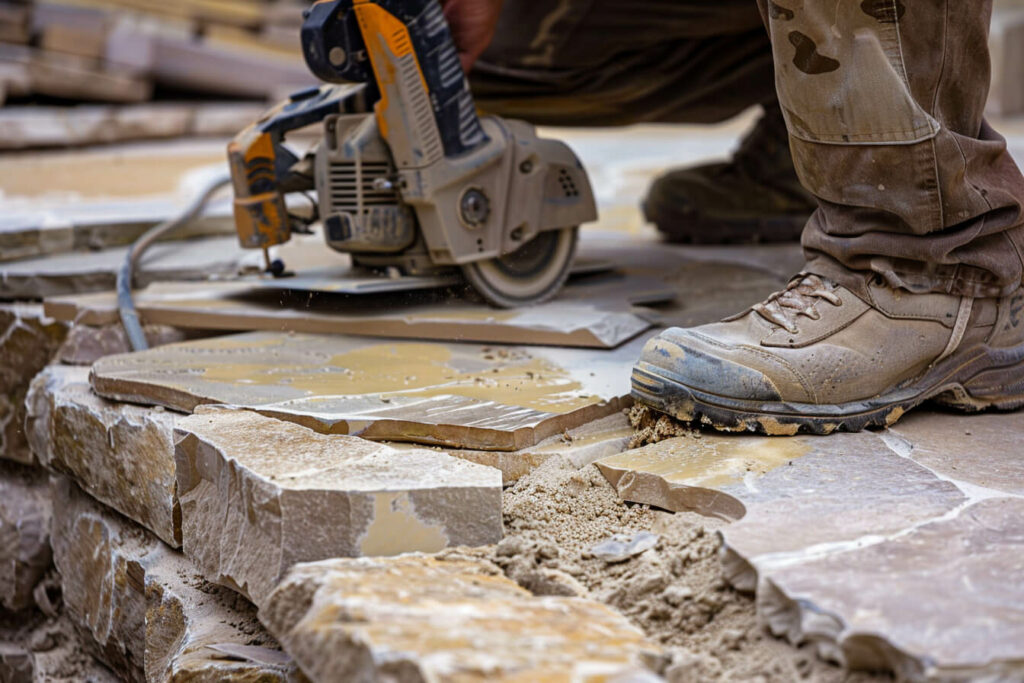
top-left (227, 0), bottom-right (597, 307)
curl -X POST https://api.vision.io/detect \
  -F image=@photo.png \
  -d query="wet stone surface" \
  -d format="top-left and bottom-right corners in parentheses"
top-left (174, 409), bottom-right (503, 606)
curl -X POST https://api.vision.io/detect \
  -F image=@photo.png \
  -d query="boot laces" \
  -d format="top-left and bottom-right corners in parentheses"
top-left (753, 274), bottom-right (843, 334)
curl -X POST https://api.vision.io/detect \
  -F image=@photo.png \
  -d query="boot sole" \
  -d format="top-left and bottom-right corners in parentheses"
top-left (643, 202), bottom-right (809, 245)
top-left (632, 342), bottom-right (1024, 435)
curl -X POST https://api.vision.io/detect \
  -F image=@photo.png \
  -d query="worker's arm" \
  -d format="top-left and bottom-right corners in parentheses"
top-left (441, 0), bottom-right (504, 71)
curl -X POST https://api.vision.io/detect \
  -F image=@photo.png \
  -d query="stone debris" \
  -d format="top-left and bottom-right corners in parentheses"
top-left (589, 531), bottom-right (661, 564)
top-left (759, 497), bottom-right (1024, 681)
top-left (0, 461), bottom-right (51, 612)
top-left (91, 331), bottom-right (640, 451)
top-left (49, 476), bottom-right (303, 683)
top-left (25, 365), bottom-right (181, 547)
top-left (259, 555), bottom-right (662, 683)
top-left (0, 305), bottom-right (67, 465)
top-left (174, 410), bottom-right (503, 605)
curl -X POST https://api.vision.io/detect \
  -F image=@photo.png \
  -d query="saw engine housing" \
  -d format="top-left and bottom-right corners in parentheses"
top-left (227, 0), bottom-right (597, 306)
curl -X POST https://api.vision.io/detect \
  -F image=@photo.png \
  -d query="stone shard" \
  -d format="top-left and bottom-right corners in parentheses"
top-left (174, 410), bottom-right (504, 606)
top-left (91, 331), bottom-right (639, 451)
top-left (0, 461), bottom-right (51, 612)
top-left (759, 497), bottom-right (1024, 681)
top-left (888, 411), bottom-right (1024, 496)
top-left (260, 555), bottom-right (661, 683)
top-left (25, 365), bottom-right (180, 547)
top-left (0, 305), bottom-right (68, 465)
top-left (596, 431), bottom-right (967, 590)
top-left (49, 476), bottom-right (304, 683)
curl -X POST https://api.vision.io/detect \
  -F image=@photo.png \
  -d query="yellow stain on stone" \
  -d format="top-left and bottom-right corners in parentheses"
top-left (194, 342), bottom-right (599, 415)
top-left (358, 492), bottom-right (448, 557)
top-left (602, 434), bottom-right (812, 490)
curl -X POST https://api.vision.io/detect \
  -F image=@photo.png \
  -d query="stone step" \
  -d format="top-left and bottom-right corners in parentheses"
top-left (49, 476), bottom-right (305, 683)
top-left (260, 555), bottom-right (663, 683)
top-left (174, 409), bottom-right (504, 606)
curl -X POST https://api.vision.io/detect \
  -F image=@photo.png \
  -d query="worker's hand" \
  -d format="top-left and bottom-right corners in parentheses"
top-left (442, 0), bottom-right (504, 72)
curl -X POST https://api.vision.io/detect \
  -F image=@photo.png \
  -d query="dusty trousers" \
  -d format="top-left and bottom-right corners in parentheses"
top-left (470, 0), bottom-right (776, 126)
top-left (754, 0), bottom-right (1024, 298)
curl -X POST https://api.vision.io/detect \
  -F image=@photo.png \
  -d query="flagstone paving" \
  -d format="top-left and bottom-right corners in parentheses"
top-left (596, 411), bottom-right (1024, 680)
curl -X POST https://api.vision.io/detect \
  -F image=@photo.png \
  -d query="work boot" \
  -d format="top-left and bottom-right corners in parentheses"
top-left (642, 103), bottom-right (816, 244)
top-left (632, 273), bottom-right (1024, 434)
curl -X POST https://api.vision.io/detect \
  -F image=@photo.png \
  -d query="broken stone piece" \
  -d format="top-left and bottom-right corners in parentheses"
top-left (25, 365), bottom-right (180, 547)
top-left (589, 531), bottom-right (660, 564)
top-left (759, 497), bottom-right (1024, 681)
top-left (0, 305), bottom-right (68, 464)
top-left (0, 461), bottom-right (51, 612)
top-left (174, 410), bottom-right (503, 605)
top-left (260, 555), bottom-right (661, 683)
top-left (596, 431), bottom-right (966, 590)
top-left (90, 331), bottom-right (638, 451)
top-left (49, 476), bottom-right (303, 682)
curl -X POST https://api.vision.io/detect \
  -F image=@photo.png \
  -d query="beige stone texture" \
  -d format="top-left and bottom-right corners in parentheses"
top-left (0, 305), bottom-right (68, 465)
top-left (25, 365), bottom-right (180, 547)
top-left (889, 411), bottom-right (1024, 495)
top-left (759, 497), bottom-right (1024, 681)
top-left (50, 476), bottom-right (304, 683)
top-left (91, 331), bottom-right (640, 451)
top-left (174, 410), bottom-right (503, 605)
top-left (0, 461), bottom-right (51, 612)
top-left (260, 555), bottom-right (661, 682)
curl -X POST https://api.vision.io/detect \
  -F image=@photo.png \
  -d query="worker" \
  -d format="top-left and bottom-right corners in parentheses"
top-left (445, 0), bottom-right (1024, 432)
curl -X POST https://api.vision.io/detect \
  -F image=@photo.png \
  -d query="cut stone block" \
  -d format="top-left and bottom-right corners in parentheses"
top-left (0, 461), bottom-right (51, 612)
top-left (758, 497), bottom-right (1024, 681)
top-left (596, 431), bottom-right (967, 590)
top-left (0, 304), bottom-right (68, 465)
top-left (25, 365), bottom-right (180, 547)
top-left (49, 476), bottom-right (303, 682)
top-left (92, 331), bottom-right (640, 451)
top-left (889, 411), bottom-right (1024, 496)
top-left (174, 410), bottom-right (503, 605)
top-left (260, 555), bottom-right (661, 682)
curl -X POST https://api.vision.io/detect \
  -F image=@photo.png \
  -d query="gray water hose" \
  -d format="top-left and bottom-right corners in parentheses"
top-left (117, 173), bottom-right (232, 352)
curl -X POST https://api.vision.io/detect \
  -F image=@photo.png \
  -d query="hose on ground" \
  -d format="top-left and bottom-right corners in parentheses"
top-left (117, 173), bottom-right (232, 352)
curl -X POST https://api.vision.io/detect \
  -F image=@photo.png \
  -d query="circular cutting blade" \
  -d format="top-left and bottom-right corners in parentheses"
top-left (461, 227), bottom-right (578, 308)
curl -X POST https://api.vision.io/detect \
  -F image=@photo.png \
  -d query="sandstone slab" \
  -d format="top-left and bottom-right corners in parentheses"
top-left (759, 497), bottom-right (1024, 681)
top-left (0, 305), bottom-right (68, 464)
top-left (57, 322), bottom-right (193, 366)
top-left (50, 476), bottom-right (303, 682)
top-left (889, 411), bottom-right (1024, 496)
top-left (260, 555), bottom-right (661, 682)
top-left (92, 331), bottom-right (640, 451)
top-left (174, 410), bottom-right (503, 605)
top-left (25, 365), bottom-right (180, 547)
top-left (0, 462), bottom-right (51, 612)
top-left (596, 431), bottom-right (967, 590)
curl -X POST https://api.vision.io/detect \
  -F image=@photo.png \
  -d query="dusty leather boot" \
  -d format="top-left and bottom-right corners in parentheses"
top-left (642, 103), bottom-right (816, 244)
top-left (632, 273), bottom-right (1024, 434)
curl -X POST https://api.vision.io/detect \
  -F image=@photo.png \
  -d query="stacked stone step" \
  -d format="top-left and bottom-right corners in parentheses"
top-left (2, 321), bottom-right (663, 681)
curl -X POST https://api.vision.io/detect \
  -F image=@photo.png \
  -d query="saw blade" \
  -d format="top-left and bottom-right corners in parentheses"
top-left (461, 227), bottom-right (578, 308)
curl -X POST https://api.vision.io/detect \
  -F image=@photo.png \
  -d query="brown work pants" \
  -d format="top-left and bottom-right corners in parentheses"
top-left (472, 0), bottom-right (1024, 298)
